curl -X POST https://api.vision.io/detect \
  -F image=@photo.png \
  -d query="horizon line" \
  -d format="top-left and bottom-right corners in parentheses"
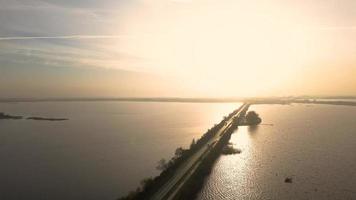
top-left (1, 96), bottom-right (356, 103)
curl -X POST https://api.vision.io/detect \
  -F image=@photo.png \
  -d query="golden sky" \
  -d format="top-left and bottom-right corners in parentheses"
top-left (1, 0), bottom-right (356, 98)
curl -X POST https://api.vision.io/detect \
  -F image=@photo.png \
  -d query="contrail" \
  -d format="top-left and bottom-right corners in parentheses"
top-left (0, 35), bottom-right (134, 41)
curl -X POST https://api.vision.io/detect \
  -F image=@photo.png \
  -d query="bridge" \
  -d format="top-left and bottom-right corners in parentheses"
top-left (151, 103), bottom-right (250, 200)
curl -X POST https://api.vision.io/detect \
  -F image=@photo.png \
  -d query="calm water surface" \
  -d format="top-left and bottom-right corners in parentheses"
top-left (0, 101), bottom-right (240, 200)
top-left (197, 104), bottom-right (356, 200)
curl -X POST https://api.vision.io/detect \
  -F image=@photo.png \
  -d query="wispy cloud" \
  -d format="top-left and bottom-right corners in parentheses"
top-left (0, 35), bottom-right (133, 41)
top-left (0, 34), bottom-right (147, 74)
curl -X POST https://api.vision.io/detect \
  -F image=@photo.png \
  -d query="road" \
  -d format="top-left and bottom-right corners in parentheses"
top-left (150, 103), bottom-right (249, 200)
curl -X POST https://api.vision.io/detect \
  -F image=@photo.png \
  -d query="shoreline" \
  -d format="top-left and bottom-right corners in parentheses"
top-left (1, 97), bottom-right (356, 107)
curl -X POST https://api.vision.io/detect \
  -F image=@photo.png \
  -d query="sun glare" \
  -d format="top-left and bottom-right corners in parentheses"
top-left (115, 0), bottom-right (326, 97)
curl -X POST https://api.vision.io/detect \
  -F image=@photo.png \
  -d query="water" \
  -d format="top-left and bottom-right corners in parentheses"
top-left (197, 104), bottom-right (356, 200)
top-left (0, 101), bottom-right (240, 200)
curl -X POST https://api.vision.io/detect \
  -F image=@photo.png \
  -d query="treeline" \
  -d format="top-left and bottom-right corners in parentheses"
top-left (118, 106), bottom-right (244, 200)
top-left (173, 105), bottom-right (251, 199)
top-left (172, 116), bottom-right (240, 200)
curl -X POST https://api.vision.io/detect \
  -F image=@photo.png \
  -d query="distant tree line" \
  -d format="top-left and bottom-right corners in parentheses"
top-left (173, 109), bottom-right (244, 199)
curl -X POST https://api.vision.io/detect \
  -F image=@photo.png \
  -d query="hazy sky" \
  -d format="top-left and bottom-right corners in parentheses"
top-left (1, 0), bottom-right (356, 98)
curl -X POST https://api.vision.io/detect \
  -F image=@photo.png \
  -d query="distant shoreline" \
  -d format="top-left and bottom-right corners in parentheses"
top-left (1, 97), bottom-right (356, 106)
top-left (0, 97), bottom-right (246, 103)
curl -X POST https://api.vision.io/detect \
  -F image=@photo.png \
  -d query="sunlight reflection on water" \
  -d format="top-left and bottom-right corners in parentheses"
top-left (197, 104), bottom-right (356, 200)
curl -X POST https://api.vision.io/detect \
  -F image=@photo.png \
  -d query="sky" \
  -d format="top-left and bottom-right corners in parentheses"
top-left (1, 0), bottom-right (356, 98)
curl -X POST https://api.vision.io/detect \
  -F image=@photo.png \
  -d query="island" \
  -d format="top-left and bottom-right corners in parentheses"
top-left (26, 117), bottom-right (68, 121)
top-left (0, 112), bottom-right (23, 120)
top-left (222, 143), bottom-right (241, 155)
top-left (245, 111), bottom-right (262, 125)
top-left (0, 112), bottom-right (68, 121)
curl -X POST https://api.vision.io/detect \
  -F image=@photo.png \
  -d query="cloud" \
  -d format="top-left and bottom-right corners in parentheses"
top-left (0, 0), bottom-right (126, 38)
top-left (0, 35), bottom-right (133, 41)
top-left (0, 33), bottom-right (146, 73)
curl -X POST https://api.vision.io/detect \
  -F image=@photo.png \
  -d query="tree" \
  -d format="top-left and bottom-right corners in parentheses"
top-left (140, 177), bottom-right (154, 190)
top-left (156, 159), bottom-right (168, 171)
top-left (190, 139), bottom-right (196, 149)
top-left (245, 111), bottom-right (262, 125)
top-left (175, 147), bottom-right (184, 157)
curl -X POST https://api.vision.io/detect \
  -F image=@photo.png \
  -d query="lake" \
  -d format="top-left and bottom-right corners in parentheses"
top-left (197, 104), bottom-right (356, 200)
top-left (0, 101), bottom-right (240, 200)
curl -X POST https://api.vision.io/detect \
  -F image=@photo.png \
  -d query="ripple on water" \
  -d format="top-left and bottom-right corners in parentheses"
top-left (197, 104), bottom-right (356, 200)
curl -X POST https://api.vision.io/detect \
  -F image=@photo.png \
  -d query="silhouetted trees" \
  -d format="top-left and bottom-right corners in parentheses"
top-left (175, 147), bottom-right (185, 158)
top-left (245, 111), bottom-right (262, 125)
top-left (190, 139), bottom-right (196, 149)
top-left (118, 107), bottom-right (244, 200)
top-left (140, 177), bottom-right (154, 190)
top-left (174, 113), bottom-right (241, 199)
top-left (156, 159), bottom-right (168, 171)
